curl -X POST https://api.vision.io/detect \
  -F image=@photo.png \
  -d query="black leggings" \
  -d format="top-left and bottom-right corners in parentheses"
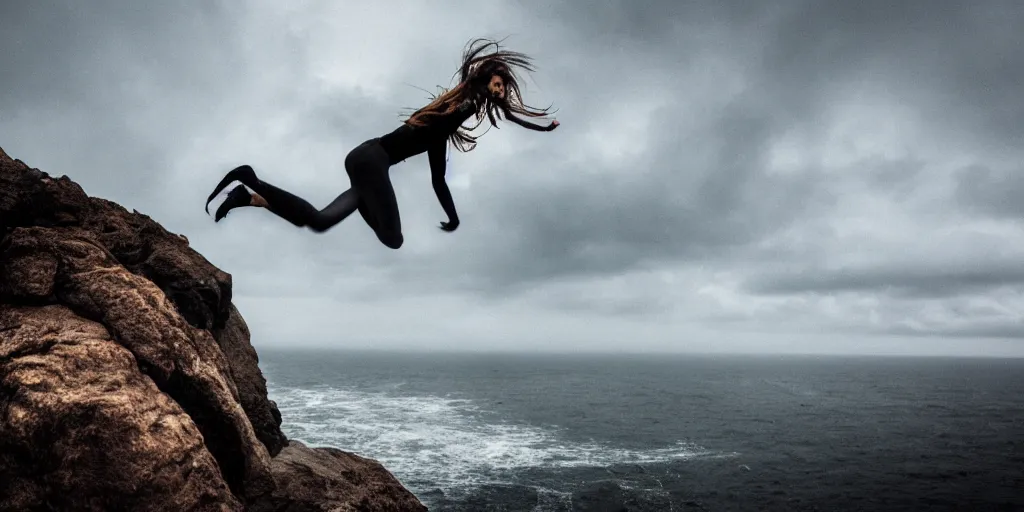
top-left (247, 138), bottom-right (403, 249)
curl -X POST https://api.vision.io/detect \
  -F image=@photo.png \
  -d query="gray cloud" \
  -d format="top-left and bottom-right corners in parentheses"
top-left (4, 0), bottom-right (1024, 355)
top-left (445, 100), bottom-right (827, 293)
top-left (745, 261), bottom-right (1024, 299)
top-left (887, 323), bottom-right (1024, 341)
top-left (953, 164), bottom-right (1024, 220)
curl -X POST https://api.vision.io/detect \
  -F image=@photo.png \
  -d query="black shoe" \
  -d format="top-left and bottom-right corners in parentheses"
top-left (215, 185), bottom-right (253, 222)
top-left (206, 165), bottom-right (259, 214)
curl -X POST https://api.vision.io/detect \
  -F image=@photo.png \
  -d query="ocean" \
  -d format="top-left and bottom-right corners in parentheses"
top-left (259, 350), bottom-right (1024, 511)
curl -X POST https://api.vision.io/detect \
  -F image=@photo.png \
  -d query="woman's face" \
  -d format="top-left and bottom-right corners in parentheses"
top-left (487, 74), bottom-right (506, 100)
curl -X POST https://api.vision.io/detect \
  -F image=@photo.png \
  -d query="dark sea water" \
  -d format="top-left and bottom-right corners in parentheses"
top-left (259, 350), bottom-right (1024, 511)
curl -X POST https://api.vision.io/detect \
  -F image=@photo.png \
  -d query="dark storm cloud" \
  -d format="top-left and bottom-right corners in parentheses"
top-left (0, 1), bottom-right (248, 205)
top-left (452, 100), bottom-right (827, 292)
top-left (5, 0), bottom-right (1024, 354)
top-left (532, 0), bottom-right (1024, 137)
top-left (524, 0), bottom-right (780, 41)
top-left (745, 260), bottom-right (1024, 299)
top-left (0, 1), bottom-right (244, 118)
top-left (424, 0), bottom-right (1024, 293)
top-left (756, 0), bottom-right (1024, 147)
top-left (0, 0), bottom-right (346, 309)
top-left (886, 323), bottom-right (1024, 340)
top-left (953, 164), bottom-right (1024, 220)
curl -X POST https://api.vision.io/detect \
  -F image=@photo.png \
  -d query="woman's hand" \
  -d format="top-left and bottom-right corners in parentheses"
top-left (548, 120), bottom-right (560, 131)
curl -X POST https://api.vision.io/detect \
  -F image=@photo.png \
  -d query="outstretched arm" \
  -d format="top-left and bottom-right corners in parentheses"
top-left (428, 140), bottom-right (460, 231)
top-left (505, 111), bottom-right (559, 132)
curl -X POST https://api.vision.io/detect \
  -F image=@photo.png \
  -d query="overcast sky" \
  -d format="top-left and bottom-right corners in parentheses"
top-left (3, 0), bottom-right (1023, 356)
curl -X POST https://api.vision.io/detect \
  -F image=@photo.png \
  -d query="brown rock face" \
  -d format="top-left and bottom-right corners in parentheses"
top-left (0, 147), bottom-right (425, 511)
top-left (0, 305), bottom-right (242, 512)
top-left (212, 302), bottom-right (288, 458)
top-left (256, 441), bottom-right (428, 512)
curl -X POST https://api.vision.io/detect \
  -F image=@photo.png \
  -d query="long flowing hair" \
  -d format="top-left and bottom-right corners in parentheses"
top-left (404, 38), bottom-right (555, 152)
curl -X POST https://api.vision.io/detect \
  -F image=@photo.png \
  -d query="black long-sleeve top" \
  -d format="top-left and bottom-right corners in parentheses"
top-left (376, 99), bottom-right (554, 222)
top-left (377, 100), bottom-right (476, 223)
top-left (378, 100), bottom-right (477, 165)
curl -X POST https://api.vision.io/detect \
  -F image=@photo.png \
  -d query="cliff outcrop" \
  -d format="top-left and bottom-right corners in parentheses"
top-left (0, 147), bottom-right (425, 511)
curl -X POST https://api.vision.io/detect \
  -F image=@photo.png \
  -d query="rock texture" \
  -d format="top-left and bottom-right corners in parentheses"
top-left (0, 304), bottom-right (243, 511)
top-left (0, 147), bottom-right (426, 511)
top-left (253, 441), bottom-right (429, 512)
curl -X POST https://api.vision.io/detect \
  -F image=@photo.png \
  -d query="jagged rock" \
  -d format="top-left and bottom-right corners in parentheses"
top-left (255, 441), bottom-right (428, 512)
top-left (1, 225), bottom-right (275, 503)
top-left (0, 305), bottom-right (243, 511)
top-left (0, 146), bottom-right (425, 511)
top-left (0, 147), bottom-right (233, 333)
top-left (212, 302), bottom-right (288, 457)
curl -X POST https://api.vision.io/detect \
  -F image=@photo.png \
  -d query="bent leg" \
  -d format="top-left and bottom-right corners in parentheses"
top-left (357, 180), bottom-right (403, 249)
top-left (355, 201), bottom-right (376, 230)
top-left (346, 142), bottom-right (404, 249)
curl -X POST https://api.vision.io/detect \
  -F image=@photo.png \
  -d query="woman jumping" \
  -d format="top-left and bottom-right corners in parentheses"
top-left (204, 38), bottom-right (559, 249)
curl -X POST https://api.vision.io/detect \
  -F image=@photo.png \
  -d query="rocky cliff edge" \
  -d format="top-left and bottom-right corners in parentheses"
top-left (0, 146), bottom-right (426, 511)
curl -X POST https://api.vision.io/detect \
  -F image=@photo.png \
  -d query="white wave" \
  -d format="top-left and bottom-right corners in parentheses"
top-left (267, 383), bottom-right (721, 494)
